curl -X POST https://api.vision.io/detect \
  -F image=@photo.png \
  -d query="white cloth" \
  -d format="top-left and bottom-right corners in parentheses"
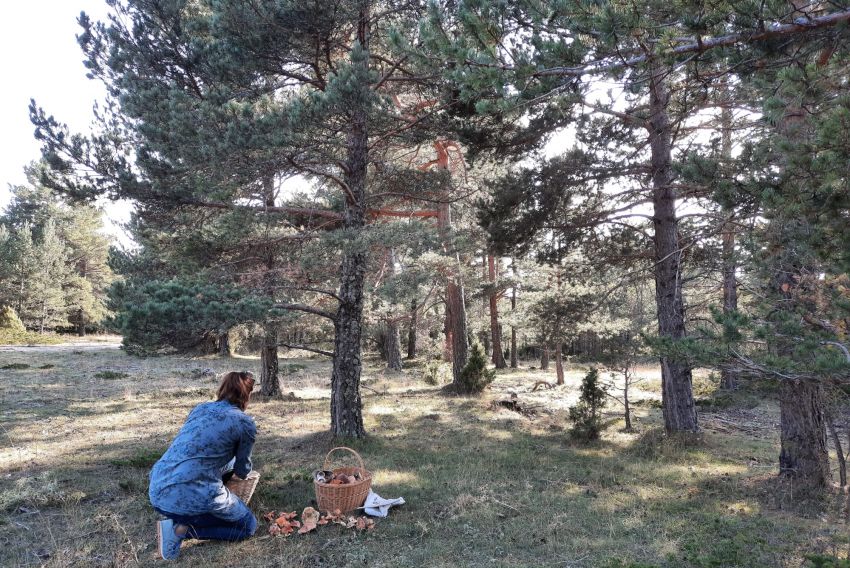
top-left (362, 489), bottom-right (405, 518)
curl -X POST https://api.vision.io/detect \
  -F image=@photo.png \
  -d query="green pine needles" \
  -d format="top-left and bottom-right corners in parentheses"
top-left (455, 343), bottom-right (495, 394)
top-left (569, 367), bottom-right (608, 442)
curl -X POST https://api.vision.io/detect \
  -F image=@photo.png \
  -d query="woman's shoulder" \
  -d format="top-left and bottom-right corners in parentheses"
top-left (214, 400), bottom-right (256, 425)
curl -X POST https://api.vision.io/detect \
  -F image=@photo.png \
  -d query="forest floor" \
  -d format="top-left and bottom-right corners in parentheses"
top-left (1, 340), bottom-right (849, 567)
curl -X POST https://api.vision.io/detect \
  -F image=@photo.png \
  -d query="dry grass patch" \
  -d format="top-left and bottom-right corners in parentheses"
top-left (1, 343), bottom-right (848, 566)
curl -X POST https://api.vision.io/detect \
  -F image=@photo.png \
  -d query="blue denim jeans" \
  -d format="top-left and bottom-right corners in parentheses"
top-left (154, 505), bottom-right (257, 542)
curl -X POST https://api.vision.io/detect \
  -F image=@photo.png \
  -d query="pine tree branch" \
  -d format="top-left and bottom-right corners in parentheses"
top-left (374, 55), bottom-right (410, 91)
top-left (474, 8), bottom-right (850, 79)
top-left (278, 342), bottom-right (335, 357)
top-left (175, 197), bottom-right (343, 221)
top-left (272, 303), bottom-right (337, 321)
top-left (285, 157), bottom-right (355, 204)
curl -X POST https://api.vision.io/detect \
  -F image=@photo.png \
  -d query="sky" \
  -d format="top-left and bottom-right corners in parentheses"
top-left (0, 1), bottom-right (133, 246)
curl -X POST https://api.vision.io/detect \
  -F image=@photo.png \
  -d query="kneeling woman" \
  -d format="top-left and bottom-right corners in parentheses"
top-left (149, 371), bottom-right (258, 560)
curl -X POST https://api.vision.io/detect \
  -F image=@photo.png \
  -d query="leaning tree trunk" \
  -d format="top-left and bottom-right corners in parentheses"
top-left (488, 255), bottom-right (507, 368)
top-left (260, 330), bottom-right (280, 396)
top-left (330, 23), bottom-right (369, 437)
top-left (384, 320), bottom-right (402, 371)
top-left (779, 380), bottom-right (831, 493)
top-left (648, 63), bottom-right (698, 433)
top-left (406, 299), bottom-right (417, 359)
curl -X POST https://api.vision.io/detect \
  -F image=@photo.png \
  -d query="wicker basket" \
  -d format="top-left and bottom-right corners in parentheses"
top-left (314, 447), bottom-right (372, 513)
top-left (225, 470), bottom-right (260, 504)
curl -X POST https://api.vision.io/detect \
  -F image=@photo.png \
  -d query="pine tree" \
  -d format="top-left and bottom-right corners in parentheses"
top-left (28, 220), bottom-right (70, 333)
top-left (0, 170), bottom-right (115, 335)
top-left (421, 0), bottom-right (850, 439)
top-left (452, 342), bottom-right (494, 394)
top-left (62, 206), bottom-right (113, 335)
top-left (32, 0), bottom-right (464, 437)
top-left (569, 368), bottom-right (608, 442)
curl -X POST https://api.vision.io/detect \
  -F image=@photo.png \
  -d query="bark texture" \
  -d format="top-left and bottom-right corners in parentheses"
top-left (406, 298), bottom-right (417, 359)
top-left (384, 320), bottom-right (402, 371)
top-left (439, 204), bottom-right (469, 384)
top-left (540, 345), bottom-right (550, 370)
top-left (648, 64), bottom-right (698, 433)
top-left (330, 18), bottom-right (368, 437)
top-left (218, 328), bottom-right (230, 357)
top-left (488, 255), bottom-right (507, 368)
top-left (77, 312), bottom-right (86, 337)
top-left (779, 380), bottom-right (831, 493)
top-left (554, 343), bottom-right (564, 386)
top-left (260, 330), bottom-right (280, 396)
top-left (510, 263), bottom-right (517, 368)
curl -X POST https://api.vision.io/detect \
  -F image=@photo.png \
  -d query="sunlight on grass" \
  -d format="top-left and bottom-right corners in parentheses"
top-left (373, 469), bottom-right (420, 486)
top-left (2, 348), bottom-right (848, 567)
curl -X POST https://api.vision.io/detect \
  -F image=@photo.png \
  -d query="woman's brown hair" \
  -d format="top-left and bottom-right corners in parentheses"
top-left (217, 371), bottom-right (255, 411)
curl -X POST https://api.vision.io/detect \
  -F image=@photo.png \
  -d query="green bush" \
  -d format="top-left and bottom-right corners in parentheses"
top-left (569, 367), bottom-right (608, 442)
top-left (423, 360), bottom-right (448, 385)
top-left (806, 555), bottom-right (850, 568)
top-left (0, 305), bottom-right (26, 334)
top-left (94, 370), bottom-right (130, 380)
top-left (455, 344), bottom-right (495, 394)
top-left (0, 305), bottom-right (63, 345)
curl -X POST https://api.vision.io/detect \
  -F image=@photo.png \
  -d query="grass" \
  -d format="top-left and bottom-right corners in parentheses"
top-left (93, 371), bottom-right (130, 380)
top-left (109, 448), bottom-right (165, 469)
top-left (1, 342), bottom-right (848, 567)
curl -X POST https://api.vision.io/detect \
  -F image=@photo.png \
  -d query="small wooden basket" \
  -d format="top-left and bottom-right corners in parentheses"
top-left (314, 447), bottom-right (372, 513)
top-left (225, 470), bottom-right (260, 504)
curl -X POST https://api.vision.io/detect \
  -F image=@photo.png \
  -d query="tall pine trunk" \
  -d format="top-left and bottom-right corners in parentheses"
top-left (488, 255), bottom-right (506, 368)
top-left (771, 50), bottom-right (830, 493)
top-left (406, 298), bottom-right (417, 359)
top-left (555, 343), bottom-right (564, 386)
top-left (77, 309), bottom-right (86, 337)
top-left (440, 204), bottom-right (469, 384)
top-left (260, 176), bottom-right (280, 396)
top-left (540, 345), bottom-right (550, 370)
top-left (330, 15), bottom-right (369, 437)
top-left (383, 249), bottom-right (402, 371)
top-left (648, 63), bottom-right (698, 433)
top-left (384, 321), bottom-right (402, 371)
top-left (719, 98), bottom-right (738, 390)
top-left (510, 261), bottom-right (517, 368)
top-left (260, 330), bottom-right (280, 396)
